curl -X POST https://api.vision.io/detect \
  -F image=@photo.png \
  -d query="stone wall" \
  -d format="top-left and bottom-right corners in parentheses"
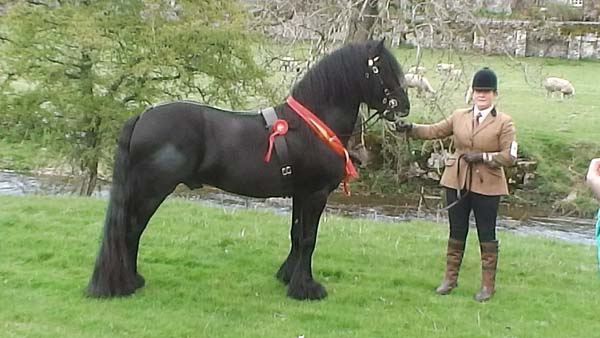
top-left (259, 7), bottom-right (600, 60)
top-left (398, 19), bottom-right (600, 59)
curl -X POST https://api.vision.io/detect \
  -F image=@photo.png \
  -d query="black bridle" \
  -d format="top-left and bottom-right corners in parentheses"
top-left (367, 55), bottom-right (405, 120)
top-left (342, 55), bottom-right (406, 138)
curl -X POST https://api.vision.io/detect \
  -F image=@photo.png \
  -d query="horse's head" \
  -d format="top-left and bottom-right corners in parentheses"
top-left (364, 39), bottom-right (410, 122)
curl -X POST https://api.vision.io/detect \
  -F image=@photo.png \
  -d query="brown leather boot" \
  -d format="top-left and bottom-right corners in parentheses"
top-left (435, 238), bottom-right (466, 295)
top-left (474, 240), bottom-right (499, 302)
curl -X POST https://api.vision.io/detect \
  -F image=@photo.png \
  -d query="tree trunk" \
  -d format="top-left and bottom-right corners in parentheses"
top-left (511, 0), bottom-right (534, 13)
top-left (78, 50), bottom-right (101, 196)
top-left (80, 113), bottom-right (102, 196)
top-left (346, 0), bottom-right (379, 43)
top-left (84, 160), bottom-right (98, 196)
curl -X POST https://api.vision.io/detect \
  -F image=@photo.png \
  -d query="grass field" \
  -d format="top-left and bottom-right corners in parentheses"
top-left (1, 195), bottom-right (599, 338)
top-left (390, 47), bottom-right (600, 145)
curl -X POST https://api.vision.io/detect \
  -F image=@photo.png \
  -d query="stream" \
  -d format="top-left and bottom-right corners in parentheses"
top-left (0, 170), bottom-right (596, 246)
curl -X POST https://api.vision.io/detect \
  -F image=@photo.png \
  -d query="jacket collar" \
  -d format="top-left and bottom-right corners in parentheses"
top-left (466, 106), bottom-right (497, 116)
top-left (464, 106), bottom-right (498, 136)
top-left (472, 107), bottom-right (498, 136)
top-left (474, 105), bottom-right (495, 120)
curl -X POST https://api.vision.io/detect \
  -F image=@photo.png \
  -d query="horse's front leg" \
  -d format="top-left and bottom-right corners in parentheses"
top-left (276, 197), bottom-right (303, 284)
top-left (287, 190), bottom-right (329, 300)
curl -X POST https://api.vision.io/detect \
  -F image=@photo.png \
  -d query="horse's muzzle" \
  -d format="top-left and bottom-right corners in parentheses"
top-left (382, 108), bottom-right (408, 122)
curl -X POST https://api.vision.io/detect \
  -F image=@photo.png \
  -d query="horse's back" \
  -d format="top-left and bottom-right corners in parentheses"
top-left (130, 101), bottom-right (262, 151)
top-left (126, 101), bottom-right (291, 197)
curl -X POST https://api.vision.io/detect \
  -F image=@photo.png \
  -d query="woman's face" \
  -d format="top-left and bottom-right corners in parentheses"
top-left (472, 89), bottom-right (497, 110)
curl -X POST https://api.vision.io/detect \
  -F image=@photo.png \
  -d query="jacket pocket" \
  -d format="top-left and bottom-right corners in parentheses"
top-left (483, 164), bottom-right (503, 177)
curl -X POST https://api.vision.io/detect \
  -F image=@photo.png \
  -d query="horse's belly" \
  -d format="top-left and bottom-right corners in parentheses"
top-left (200, 160), bottom-right (287, 198)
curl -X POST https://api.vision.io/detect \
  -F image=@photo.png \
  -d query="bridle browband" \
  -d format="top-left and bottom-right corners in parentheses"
top-left (341, 54), bottom-right (405, 138)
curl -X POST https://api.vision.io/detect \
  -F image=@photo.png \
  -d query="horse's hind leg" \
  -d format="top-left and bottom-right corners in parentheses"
top-left (126, 172), bottom-right (178, 290)
top-left (287, 190), bottom-right (329, 300)
top-left (276, 198), bottom-right (303, 284)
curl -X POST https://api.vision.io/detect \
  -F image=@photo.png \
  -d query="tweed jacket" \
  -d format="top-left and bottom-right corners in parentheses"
top-left (410, 107), bottom-right (517, 196)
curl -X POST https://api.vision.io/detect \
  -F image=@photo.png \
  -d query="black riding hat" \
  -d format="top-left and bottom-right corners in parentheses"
top-left (472, 67), bottom-right (497, 91)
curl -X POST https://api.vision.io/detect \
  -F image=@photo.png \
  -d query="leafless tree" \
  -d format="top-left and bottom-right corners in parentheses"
top-left (245, 0), bottom-right (544, 179)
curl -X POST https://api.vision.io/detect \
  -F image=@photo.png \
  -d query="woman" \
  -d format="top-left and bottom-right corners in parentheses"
top-left (396, 67), bottom-right (517, 302)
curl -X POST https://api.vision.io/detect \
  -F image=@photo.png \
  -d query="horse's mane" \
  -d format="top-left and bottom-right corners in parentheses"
top-left (291, 40), bottom-right (403, 104)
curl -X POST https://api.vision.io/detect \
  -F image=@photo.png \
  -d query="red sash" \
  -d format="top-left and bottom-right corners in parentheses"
top-left (286, 96), bottom-right (358, 195)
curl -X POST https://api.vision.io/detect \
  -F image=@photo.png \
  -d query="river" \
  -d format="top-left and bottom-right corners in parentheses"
top-left (0, 170), bottom-right (596, 245)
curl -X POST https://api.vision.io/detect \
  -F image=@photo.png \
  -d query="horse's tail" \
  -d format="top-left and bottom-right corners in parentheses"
top-left (87, 114), bottom-right (141, 298)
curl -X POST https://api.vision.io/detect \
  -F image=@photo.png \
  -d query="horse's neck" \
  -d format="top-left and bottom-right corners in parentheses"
top-left (291, 96), bottom-right (359, 143)
top-left (331, 106), bottom-right (359, 145)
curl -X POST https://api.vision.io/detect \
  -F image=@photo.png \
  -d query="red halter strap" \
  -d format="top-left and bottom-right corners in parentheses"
top-left (286, 96), bottom-right (358, 195)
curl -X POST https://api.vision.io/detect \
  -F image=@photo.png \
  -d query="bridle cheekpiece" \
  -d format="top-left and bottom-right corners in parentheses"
top-left (366, 55), bottom-right (402, 120)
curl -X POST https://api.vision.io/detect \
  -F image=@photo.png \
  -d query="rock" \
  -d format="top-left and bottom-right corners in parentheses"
top-left (406, 162), bottom-right (426, 178)
top-left (426, 171), bottom-right (440, 181)
top-left (427, 151), bottom-right (447, 169)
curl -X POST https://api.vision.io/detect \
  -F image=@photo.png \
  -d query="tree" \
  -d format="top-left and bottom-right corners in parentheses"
top-left (346, 0), bottom-right (380, 43)
top-left (0, 0), bottom-right (272, 194)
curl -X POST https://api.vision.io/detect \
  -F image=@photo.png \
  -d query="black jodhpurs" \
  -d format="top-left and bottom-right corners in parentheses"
top-left (445, 187), bottom-right (500, 242)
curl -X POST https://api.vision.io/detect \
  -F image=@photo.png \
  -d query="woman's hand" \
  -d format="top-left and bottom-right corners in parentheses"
top-left (394, 121), bottom-right (413, 133)
top-left (463, 152), bottom-right (484, 163)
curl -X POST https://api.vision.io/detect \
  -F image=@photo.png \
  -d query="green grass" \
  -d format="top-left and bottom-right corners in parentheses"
top-left (1, 195), bottom-right (598, 337)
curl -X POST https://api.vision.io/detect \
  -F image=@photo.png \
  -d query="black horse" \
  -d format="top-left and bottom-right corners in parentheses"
top-left (87, 39), bottom-right (410, 300)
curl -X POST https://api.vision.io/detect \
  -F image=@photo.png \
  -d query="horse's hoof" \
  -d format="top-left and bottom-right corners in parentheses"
top-left (287, 279), bottom-right (328, 300)
top-left (86, 272), bottom-right (140, 298)
top-left (86, 282), bottom-right (137, 298)
top-left (135, 273), bottom-right (146, 290)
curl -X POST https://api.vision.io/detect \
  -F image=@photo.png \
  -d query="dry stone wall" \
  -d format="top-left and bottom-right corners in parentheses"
top-left (398, 19), bottom-right (600, 59)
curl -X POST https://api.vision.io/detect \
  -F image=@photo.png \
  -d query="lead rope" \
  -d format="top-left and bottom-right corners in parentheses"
top-left (440, 112), bottom-right (479, 211)
top-left (440, 153), bottom-right (473, 211)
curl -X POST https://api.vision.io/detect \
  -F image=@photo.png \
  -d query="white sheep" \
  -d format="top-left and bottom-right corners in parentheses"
top-left (448, 69), bottom-right (463, 81)
top-left (543, 77), bottom-right (575, 99)
top-left (407, 65), bottom-right (426, 74)
top-left (278, 56), bottom-right (296, 72)
top-left (436, 63), bottom-right (455, 73)
top-left (404, 73), bottom-right (436, 96)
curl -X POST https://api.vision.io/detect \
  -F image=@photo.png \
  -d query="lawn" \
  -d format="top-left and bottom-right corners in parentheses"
top-left (1, 195), bottom-right (598, 338)
top-left (390, 47), bottom-right (600, 145)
